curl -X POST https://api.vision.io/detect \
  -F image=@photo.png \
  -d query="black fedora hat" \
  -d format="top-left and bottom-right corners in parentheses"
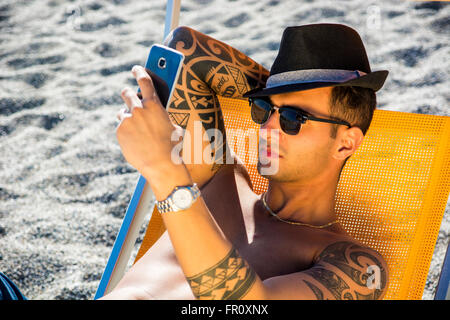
top-left (243, 23), bottom-right (388, 98)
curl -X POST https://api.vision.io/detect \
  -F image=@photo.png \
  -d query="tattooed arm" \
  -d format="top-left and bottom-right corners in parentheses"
top-left (183, 239), bottom-right (389, 300)
top-left (163, 26), bottom-right (269, 186)
top-left (263, 241), bottom-right (389, 300)
top-left (139, 157), bottom-right (389, 299)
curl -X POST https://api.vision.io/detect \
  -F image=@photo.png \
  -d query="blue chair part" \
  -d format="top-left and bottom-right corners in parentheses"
top-left (435, 240), bottom-right (450, 300)
top-left (0, 272), bottom-right (27, 300)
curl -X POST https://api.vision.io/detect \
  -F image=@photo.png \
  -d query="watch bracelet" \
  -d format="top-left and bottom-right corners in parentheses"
top-left (156, 183), bottom-right (200, 213)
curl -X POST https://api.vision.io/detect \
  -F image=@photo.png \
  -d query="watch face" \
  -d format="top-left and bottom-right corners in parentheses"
top-left (173, 188), bottom-right (193, 210)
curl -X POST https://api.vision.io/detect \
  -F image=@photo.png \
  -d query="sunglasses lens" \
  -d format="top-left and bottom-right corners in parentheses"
top-left (250, 99), bottom-right (302, 135)
top-left (250, 99), bottom-right (272, 124)
top-left (279, 109), bottom-right (301, 135)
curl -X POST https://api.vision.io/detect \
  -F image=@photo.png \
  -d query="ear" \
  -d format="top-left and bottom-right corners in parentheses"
top-left (332, 126), bottom-right (364, 161)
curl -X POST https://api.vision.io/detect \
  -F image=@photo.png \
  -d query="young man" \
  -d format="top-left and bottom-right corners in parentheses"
top-left (106, 23), bottom-right (389, 300)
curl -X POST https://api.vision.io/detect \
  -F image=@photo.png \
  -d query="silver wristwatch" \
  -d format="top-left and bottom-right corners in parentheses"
top-left (156, 183), bottom-right (201, 213)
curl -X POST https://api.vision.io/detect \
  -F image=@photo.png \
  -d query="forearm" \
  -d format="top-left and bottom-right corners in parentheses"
top-left (142, 163), bottom-right (265, 300)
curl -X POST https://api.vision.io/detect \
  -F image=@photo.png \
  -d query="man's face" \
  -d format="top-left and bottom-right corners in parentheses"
top-left (257, 86), bottom-right (338, 183)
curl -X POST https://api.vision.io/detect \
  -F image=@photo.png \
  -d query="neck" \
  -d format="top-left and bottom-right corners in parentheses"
top-left (264, 171), bottom-right (340, 227)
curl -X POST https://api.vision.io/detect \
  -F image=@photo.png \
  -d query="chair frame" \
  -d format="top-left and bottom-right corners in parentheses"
top-left (95, 0), bottom-right (449, 300)
top-left (435, 240), bottom-right (450, 300)
top-left (94, 0), bottom-right (181, 299)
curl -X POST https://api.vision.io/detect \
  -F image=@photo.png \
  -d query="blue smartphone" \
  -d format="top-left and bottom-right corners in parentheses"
top-left (95, 44), bottom-right (184, 299)
top-left (139, 44), bottom-right (184, 108)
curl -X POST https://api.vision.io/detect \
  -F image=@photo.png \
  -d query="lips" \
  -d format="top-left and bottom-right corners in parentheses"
top-left (259, 141), bottom-right (280, 156)
top-left (259, 130), bottom-right (281, 159)
top-left (259, 146), bottom-right (280, 158)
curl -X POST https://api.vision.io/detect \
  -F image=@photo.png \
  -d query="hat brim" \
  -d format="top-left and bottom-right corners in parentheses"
top-left (243, 70), bottom-right (389, 98)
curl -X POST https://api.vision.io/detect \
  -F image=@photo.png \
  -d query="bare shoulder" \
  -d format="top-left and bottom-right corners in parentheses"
top-left (306, 239), bottom-right (389, 300)
top-left (261, 236), bottom-right (389, 300)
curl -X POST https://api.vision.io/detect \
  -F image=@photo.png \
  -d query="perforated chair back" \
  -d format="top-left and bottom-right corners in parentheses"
top-left (135, 96), bottom-right (450, 300)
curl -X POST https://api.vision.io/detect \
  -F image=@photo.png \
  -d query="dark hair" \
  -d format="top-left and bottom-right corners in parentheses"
top-left (328, 86), bottom-right (377, 139)
top-left (329, 86), bottom-right (377, 173)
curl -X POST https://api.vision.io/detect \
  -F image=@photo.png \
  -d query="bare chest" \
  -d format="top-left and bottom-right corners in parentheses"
top-left (234, 229), bottom-right (317, 280)
top-left (210, 197), bottom-right (333, 280)
top-left (200, 167), bottom-right (341, 280)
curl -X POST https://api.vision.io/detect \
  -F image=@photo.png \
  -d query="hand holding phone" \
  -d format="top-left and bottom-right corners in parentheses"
top-left (96, 45), bottom-right (184, 299)
top-left (117, 66), bottom-right (177, 176)
top-left (116, 45), bottom-right (185, 181)
top-left (118, 44), bottom-right (184, 120)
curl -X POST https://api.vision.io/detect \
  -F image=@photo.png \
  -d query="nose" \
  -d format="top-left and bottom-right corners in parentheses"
top-left (260, 106), bottom-right (280, 131)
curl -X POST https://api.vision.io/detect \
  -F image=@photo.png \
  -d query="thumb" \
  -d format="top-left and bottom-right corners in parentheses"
top-left (171, 124), bottom-right (186, 144)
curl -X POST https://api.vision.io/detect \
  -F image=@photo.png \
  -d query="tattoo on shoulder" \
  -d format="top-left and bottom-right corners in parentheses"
top-left (303, 241), bottom-right (388, 300)
top-left (186, 248), bottom-right (257, 300)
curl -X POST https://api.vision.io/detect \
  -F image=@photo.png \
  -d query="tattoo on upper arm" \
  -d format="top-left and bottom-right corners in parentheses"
top-left (186, 248), bottom-right (257, 300)
top-left (166, 27), bottom-right (269, 171)
top-left (303, 241), bottom-right (388, 300)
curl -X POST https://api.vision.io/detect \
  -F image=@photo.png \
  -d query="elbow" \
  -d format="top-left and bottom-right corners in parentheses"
top-left (163, 26), bottom-right (194, 50)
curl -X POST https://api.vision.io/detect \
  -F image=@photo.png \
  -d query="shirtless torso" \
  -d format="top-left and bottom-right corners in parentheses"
top-left (113, 162), bottom-right (355, 300)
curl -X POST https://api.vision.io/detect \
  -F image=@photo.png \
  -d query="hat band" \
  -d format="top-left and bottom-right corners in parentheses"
top-left (266, 69), bottom-right (367, 88)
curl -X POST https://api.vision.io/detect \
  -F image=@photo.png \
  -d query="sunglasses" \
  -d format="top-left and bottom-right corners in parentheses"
top-left (249, 98), bottom-right (352, 135)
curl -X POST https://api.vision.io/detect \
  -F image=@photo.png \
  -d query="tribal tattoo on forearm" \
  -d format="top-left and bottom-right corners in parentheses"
top-left (186, 248), bottom-right (257, 300)
top-left (166, 27), bottom-right (269, 171)
top-left (302, 241), bottom-right (388, 300)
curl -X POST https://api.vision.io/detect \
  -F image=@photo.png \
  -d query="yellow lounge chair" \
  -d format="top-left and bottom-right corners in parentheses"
top-left (132, 96), bottom-right (450, 300)
top-left (95, 0), bottom-right (450, 300)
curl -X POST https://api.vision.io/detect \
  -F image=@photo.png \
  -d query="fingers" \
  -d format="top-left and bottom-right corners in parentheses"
top-left (116, 107), bottom-right (132, 122)
top-left (117, 65), bottom-right (166, 126)
top-left (120, 87), bottom-right (143, 113)
top-left (132, 65), bottom-right (160, 105)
